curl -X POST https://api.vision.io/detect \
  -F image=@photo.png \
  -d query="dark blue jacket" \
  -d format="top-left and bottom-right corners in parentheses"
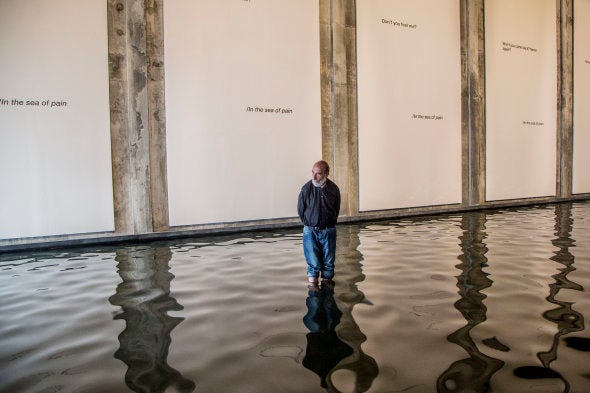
top-left (297, 179), bottom-right (341, 228)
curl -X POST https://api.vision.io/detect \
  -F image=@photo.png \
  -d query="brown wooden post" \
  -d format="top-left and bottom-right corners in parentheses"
top-left (320, 0), bottom-right (359, 217)
top-left (557, 0), bottom-right (574, 198)
top-left (461, 0), bottom-right (486, 206)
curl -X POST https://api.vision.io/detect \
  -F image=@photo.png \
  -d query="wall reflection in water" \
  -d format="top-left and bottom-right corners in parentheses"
top-left (438, 204), bottom-right (586, 393)
top-left (437, 212), bottom-right (505, 392)
top-left (103, 204), bottom-right (588, 392)
top-left (109, 246), bottom-right (196, 393)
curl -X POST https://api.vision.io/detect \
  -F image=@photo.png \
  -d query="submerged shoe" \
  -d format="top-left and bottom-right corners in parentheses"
top-left (321, 278), bottom-right (335, 288)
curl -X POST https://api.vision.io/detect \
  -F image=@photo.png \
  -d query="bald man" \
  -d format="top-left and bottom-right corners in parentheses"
top-left (297, 160), bottom-right (341, 286)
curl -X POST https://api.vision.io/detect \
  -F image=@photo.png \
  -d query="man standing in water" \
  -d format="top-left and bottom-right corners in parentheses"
top-left (298, 160), bottom-right (341, 286)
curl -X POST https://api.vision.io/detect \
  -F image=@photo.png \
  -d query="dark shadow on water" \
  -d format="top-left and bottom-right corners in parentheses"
top-left (564, 337), bottom-right (590, 352)
top-left (301, 225), bottom-right (378, 392)
top-left (437, 211), bottom-right (505, 392)
top-left (303, 281), bottom-right (354, 389)
top-left (109, 246), bottom-right (196, 393)
top-left (513, 203), bottom-right (584, 392)
top-left (321, 226), bottom-right (379, 392)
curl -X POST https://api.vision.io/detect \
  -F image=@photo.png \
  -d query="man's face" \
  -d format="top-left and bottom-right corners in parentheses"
top-left (312, 165), bottom-right (327, 184)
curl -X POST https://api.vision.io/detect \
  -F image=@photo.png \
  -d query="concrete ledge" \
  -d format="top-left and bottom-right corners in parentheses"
top-left (2, 195), bottom-right (588, 253)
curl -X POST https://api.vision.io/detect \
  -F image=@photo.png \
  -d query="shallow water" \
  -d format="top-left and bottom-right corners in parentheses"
top-left (1, 202), bottom-right (590, 393)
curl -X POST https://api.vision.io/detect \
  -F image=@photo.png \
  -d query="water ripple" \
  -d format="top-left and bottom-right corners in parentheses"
top-left (1, 203), bottom-right (590, 392)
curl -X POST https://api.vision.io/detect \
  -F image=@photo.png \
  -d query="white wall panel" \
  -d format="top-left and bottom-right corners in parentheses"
top-left (573, 0), bottom-right (590, 194)
top-left (485, 0), bottom-right (557, 201)
top-left (164, 0), bottom-right (321, 226)
top-left (0, 0), bottom-right (114, 239)
top-left (357, 0), bottom-right (462, 211)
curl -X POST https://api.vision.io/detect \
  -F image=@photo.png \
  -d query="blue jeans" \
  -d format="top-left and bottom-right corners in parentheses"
top-left (303, 226), bottom-right (337, 279)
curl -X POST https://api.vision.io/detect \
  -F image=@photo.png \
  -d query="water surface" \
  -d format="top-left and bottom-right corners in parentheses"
top-left (1, 202), bottom-right (590, 393)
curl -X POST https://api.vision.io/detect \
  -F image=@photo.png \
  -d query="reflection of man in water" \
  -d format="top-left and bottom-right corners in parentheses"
top-left (303, 281), bottom-right (353, 388)
top-left (298, 160), bottom-right (341, 286)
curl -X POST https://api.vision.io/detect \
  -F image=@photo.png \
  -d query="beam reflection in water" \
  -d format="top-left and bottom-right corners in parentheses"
top-left (513, 204), bottom-right (584, 392)
top-left (324, 226), bottom-right (379, 392)
top-left (109, 246), bottom-right (196, 393)
top-left (437, 211), bottom-right (504, 392)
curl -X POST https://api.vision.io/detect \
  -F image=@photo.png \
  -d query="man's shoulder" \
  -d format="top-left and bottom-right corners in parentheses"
top-left (327, 179), bottom-right (340, 192)
top-left (300, 180), bottom-right (313, 191)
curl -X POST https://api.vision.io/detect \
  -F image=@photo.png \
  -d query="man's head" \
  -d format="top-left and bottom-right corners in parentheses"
top-left (312, 160), bottom-right (330, 187)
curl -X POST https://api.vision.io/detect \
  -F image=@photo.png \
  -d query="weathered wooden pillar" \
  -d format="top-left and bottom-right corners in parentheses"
top-left (320, 0), bottom-right (359, 217)
top-left (145, 0), bottom-right (169, 231)
top-left (557, 0), bottom-right (574, 198)
top-left (461, 0), bottom-right (486, 206)
top-left (107, 0), bottom-right (169, 234)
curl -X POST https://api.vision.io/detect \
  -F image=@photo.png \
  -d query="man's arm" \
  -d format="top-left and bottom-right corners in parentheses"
top-left (297, 188), bottom-right (305, 222)
top-left (335, 187), bottom-right (341, 218)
